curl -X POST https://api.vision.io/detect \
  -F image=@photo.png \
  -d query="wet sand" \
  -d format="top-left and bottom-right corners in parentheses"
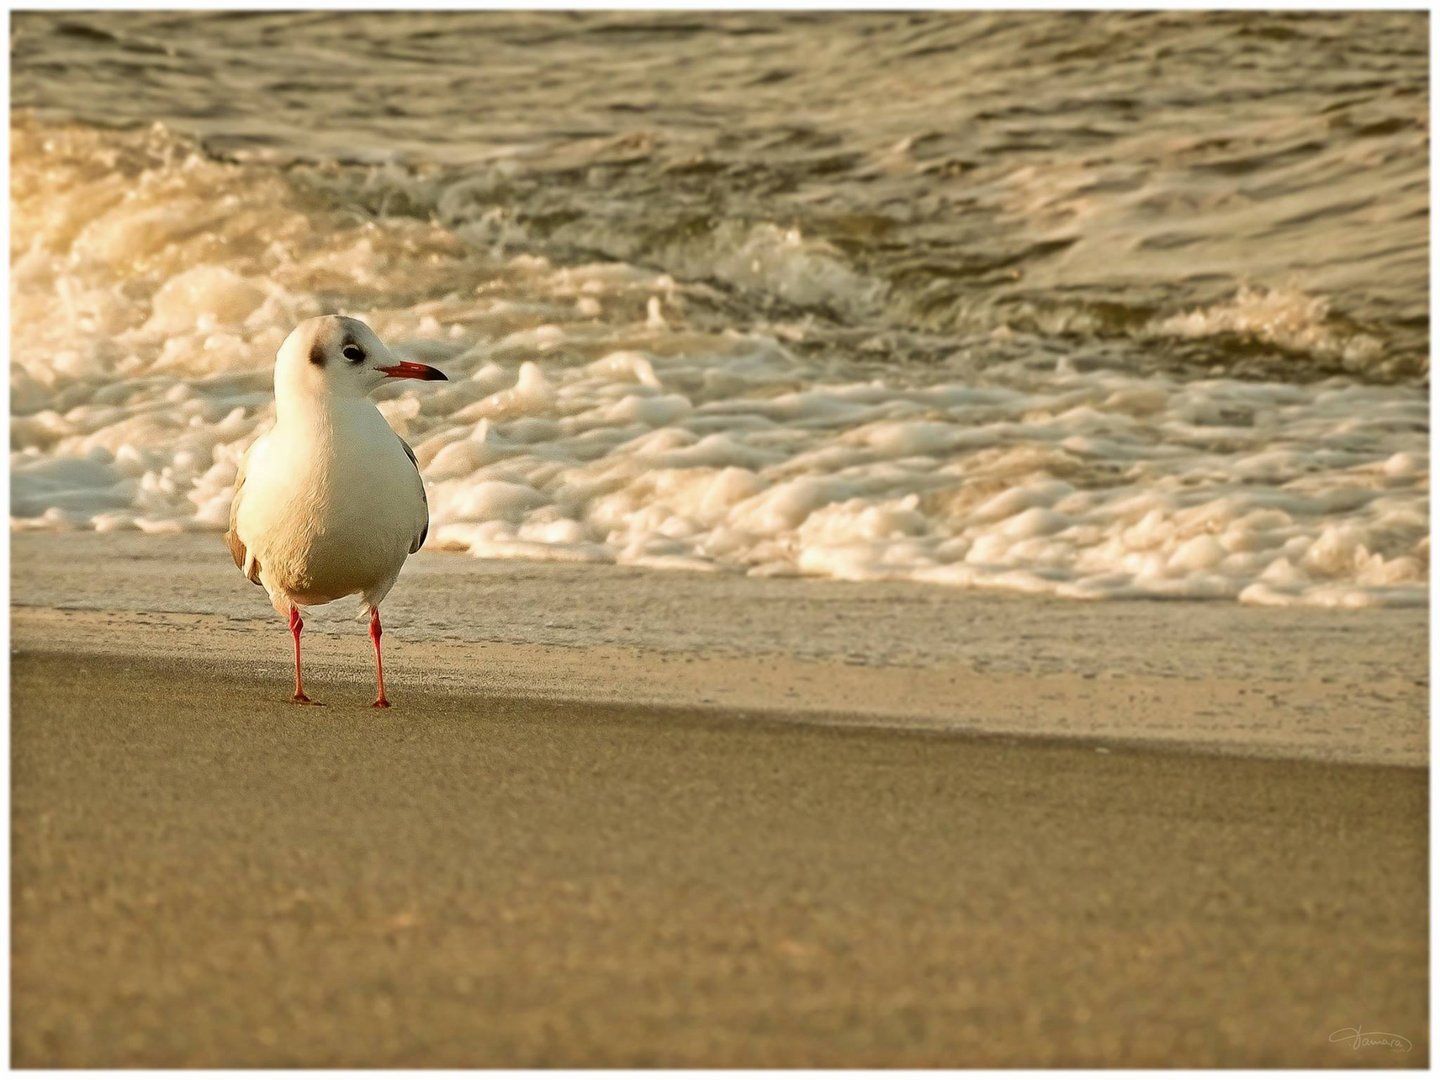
top-left (10, 534), bottom-right (1430, 766)
top-left (9, 534), bottom-right (1430, 1066)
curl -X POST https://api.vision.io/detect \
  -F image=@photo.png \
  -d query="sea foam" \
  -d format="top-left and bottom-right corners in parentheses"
top-left (10, 119), bottom-right (1429, 608)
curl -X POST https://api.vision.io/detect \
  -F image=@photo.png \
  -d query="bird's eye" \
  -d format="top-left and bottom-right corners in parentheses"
top-left (342, 344), bottom-right (365, 363)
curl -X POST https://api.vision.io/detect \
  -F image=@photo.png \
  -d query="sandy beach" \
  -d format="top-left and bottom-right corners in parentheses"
top-left (10, 533), bottom-right (1429, 1067)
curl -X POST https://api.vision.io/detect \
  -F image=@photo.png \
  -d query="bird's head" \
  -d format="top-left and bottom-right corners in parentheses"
top-left (274, 315), bottom-right (447, 405)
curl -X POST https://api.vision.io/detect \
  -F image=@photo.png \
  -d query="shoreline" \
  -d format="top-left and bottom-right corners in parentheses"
top-left (10, 533), bottom-right (1429, 766)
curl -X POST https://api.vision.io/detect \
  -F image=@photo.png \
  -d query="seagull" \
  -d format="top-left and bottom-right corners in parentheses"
top-left (226, 315), bottom-right (446, 706)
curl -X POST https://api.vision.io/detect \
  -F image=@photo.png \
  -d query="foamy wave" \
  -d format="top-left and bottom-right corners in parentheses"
top-left (1148, 286), bottom-right (1385, 370)
top-left (10, 119), bottom-right (1430, 608)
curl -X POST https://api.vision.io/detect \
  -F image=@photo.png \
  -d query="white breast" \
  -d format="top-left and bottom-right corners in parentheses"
top-left (235, 400), bottom-right (425, 610)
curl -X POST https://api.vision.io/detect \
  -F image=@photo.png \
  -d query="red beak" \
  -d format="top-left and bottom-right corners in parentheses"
top-left (379, 360), bottom-right (447, 381)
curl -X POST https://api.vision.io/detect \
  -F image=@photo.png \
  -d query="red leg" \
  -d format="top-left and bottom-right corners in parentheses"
top-left (370, 608), bottom-right (391, 708)
top-left (289, 606), bottom-right (312, 703)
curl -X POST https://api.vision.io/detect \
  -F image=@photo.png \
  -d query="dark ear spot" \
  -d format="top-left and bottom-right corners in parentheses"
top-left (308, 340), bottom-right (326, 367)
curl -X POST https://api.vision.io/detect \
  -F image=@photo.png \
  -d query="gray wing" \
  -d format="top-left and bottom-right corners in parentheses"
top-left (225, 449), bottom-right (262, 585)
top-left (400, 436), bottom-right (429, 553)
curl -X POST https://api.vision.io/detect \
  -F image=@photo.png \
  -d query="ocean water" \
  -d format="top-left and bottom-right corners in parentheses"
top-left (10, 11), bottom-right (1429, 606)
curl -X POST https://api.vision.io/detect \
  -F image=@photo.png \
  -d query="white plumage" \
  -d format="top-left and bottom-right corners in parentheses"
top-left (226, 315), bottom-right (446, 705)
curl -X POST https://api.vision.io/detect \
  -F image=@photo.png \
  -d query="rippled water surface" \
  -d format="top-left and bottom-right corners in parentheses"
top-left (10, 11), bottom-right (1430, 606)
